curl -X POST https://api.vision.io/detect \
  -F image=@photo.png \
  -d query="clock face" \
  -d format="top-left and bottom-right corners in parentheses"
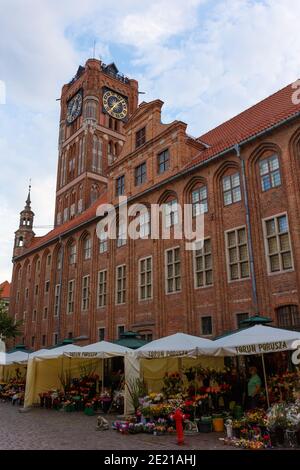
top-left (66, 91), bottom-right (83, 124)
top-left (103, 90), bottom-right (128, 120)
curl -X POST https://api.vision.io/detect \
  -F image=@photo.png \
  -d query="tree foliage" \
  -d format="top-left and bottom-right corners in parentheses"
top-left (0, 291), bottom-right (23, 341)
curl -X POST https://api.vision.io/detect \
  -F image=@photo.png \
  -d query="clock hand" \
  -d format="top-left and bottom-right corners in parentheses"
top-left (110, 99), bottom-right (121, 111)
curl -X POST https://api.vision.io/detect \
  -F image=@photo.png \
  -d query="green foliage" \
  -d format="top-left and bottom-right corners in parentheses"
top-left (125, 378), bottom-right (147, 412)
top-left (0, 292), bottom-right (23, 341)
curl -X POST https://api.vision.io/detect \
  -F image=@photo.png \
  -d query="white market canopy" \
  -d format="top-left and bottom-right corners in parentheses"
top-left (135, 332), bottom-right (214, 358)
top-left (205, 324), bottom-right (300, 356)
top-left (31, 344), bottom-right (82, 360)
top-left (0, 350), bottom-right (30, 365)
top-left (69, 340), bottom-right (132, 358)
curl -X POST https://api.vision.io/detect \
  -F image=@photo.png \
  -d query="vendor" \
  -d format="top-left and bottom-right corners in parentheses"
top-left (247, 366), bottom-right (262, 409)
top-left (230, 367), bottom-right (244, 406)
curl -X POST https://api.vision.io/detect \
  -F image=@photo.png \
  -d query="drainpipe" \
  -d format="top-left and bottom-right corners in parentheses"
top-left (234, 144), bottom-right (259, 314)
top-left (57, 235), bottom-right (65, 343)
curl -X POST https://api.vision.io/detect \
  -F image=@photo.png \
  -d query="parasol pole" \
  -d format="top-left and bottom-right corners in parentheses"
top-left (261, 353), bottom-right (270, 408)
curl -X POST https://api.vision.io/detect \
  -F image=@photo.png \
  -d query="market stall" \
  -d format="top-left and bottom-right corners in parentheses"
top-left (24, 341), bottom-right (138, 415)
top-left (112, 333), bottom-right (229, 436)
top-left (202, 324), bottom-right (300, 448)
top-left (0, 350), bottom-right (29, 404)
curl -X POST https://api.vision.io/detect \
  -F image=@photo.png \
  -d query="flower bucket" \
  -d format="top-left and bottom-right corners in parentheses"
top-left (84, 407), bottom-right (95, 416)
top-left (213, 417), bottom-right (224, 432)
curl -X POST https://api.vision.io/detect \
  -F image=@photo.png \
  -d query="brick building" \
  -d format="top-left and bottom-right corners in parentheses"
top-left (0, 281), bottom-right (11, 309)
top-left (9, 58), bottom-right (300, 350)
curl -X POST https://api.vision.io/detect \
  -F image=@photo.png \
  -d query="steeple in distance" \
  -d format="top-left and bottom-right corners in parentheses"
top-left (13, 183), bottom-right (35, 257)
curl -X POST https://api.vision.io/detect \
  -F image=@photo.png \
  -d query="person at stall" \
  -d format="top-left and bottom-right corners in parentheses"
top-left (230, 367), bottom-right (244, 406)
top-left (247, 366), bottom-right (262, 409)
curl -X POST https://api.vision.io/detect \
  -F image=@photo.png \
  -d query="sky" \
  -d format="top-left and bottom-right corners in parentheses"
top-left (1, 0), bottom-right (300, 282)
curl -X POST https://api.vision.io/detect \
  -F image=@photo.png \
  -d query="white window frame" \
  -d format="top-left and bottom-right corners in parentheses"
top-left (99, 229), bottom-right (108, 253)
top-left (262, 212), bottom-right (294, 275)
top-left (82, 275), bottom-right (90, 311)
top-left (83, 237), bottom-right (92, 260)
top-left (225, 225), bottom-right (250, 282)
top-left (164, 199), bottom-right (179, 228)
top-left (97, 269), bottom-right (107, 308)
top-left (53, 332), bottom-right (59, 346)
top-left (222, 173), bottom-right (242, 206)
top-left (139, 256), bottom-right (153, 301)
top-left (192, 186), bottom-right (208, 216)
top-left (67, 279), bottom-right (75, 314)
top-left (193, 238), bottom-right (213, 289)
top-left (165, 246), bottom-right (181, 294)
top-left (116, 264), bottom-right (126, 305)
top-left (54, 284), bottom-right (60, 316)
top-left (69, 243), bottom-right (77, 264)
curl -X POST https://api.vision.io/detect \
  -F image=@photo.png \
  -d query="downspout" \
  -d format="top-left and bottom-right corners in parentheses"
top-left (57, 235), bottom-right (65, 343)
top-left (234, 144), bottom-right (258, 314)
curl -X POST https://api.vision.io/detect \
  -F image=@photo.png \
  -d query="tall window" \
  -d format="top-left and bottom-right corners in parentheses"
top-left (57, 249), bottom-right (62, 270)
top-left (165, 247), bottom-right (181, 293)
top-left (259, 154), bottom-right (281, 191)
top-left (139, 210), bottom-right (150, 238)
top-left (136, 127), bottom-right (146, 148)
top-left (98, 328), bottom-right (105, 341)
top-left (237, 312), bottom-right (249, 329)
top-left (69, 243), bottom-right (76, 265)
top-left (201, 316), bottom-right (212, 336)
top-left (53, 333), bottom-right (59, 346)
top-left (194, 239), bottom-right (213, 287)
top-left (31, 336), bottom-right (35, 348)
top-left (192, 186), bottom-right (208, 216)
top-left (32, 309), bottom-right (37, 322)
top-left (139, 257), bottom-right (152, 300)
top-left (116, 265), bottom-right (126, 304)
top-left (45, 281), bottom-right (50, 293)
top-left (226, 227), bottom-right (250, 280)
top-left (67, 280), bottom-right (75, 314)
top-left (97, 270), bottom-right (107, 308)
top-left (164, 199), bottom-right (179, 228)
top-left (92, 136), bottom-right (102, 174)
top-left (99, 230), bottom-right (108, 253)
top-left (83, 237), bottom-right (92, 260)
top-left (116, 175), bottom-right (125, 196)
top-left (117, 220), bottom-right (127, 247)
top-left (135, 162), bottom-right (147, 186)
top-left (158, 149), bottom-right (169, 174)
top-left (54, 284), bottom-right (60, 316)
top-left (43, 307), bottom-right (48, 320)
top-left (264, 214), bottom-right (293, 273)
top-left (42, 335), bottom-right (46, 347)
top-left (82, 275), bottom-right (90, 311)
top-left (223, 173), bottom-right (241, 206)
top-left (277, 305), bottom-right (300, 329)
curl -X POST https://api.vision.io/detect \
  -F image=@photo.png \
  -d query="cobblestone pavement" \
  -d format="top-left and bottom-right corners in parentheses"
top-left (0, 403), bottom-right (232, 450)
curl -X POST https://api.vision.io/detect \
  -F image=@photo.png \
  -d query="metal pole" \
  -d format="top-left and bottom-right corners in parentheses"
top-left (261, 354), bottom-right (270, 408)
top-left (235, 144), bottom-right (259, 314)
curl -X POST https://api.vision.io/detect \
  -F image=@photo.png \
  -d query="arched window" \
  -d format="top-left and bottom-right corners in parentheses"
top-left (222, 172), bottom-right (241, 206)
top-left (191, 185), bottom-right (208, 216)
top-left (17, 236), bottom-right (24, 247)
top-left (259, 154), bottom-right (281, 192)
top-left (164, 198), bottom-right (179, 228)
top-left (108, 141), bottom-right (114, 165)
top-left (69, 243), bottom-right (77, 265)
top-left (78, 185), bottom-right (83, 213)
top-left (83, 237), bottom-right (92, 260)
top-left (276, 305), bottom-right (300, 329)
top-left (90, 184), bottom-right (99, 205)
top-left (139, 209), bottom-right (150, 238)
top-left (92, 136), bottom-right (102, 173)
top-left (84, 100), bottom-right (97, 120)
top-left (57, 248), bottom-right (62, 270)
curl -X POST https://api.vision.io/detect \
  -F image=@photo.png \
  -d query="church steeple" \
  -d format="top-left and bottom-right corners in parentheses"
top-left (13, 184), bottom-right (35, 257)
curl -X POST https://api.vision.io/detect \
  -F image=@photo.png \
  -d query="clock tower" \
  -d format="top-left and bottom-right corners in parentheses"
top-left (55, 58), bottom-right (138, 226)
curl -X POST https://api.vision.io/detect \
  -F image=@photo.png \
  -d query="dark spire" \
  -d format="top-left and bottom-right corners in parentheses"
top-left (25, 181), bottom-right (31, 210)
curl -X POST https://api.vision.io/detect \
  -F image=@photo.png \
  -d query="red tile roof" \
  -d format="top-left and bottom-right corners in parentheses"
top-left (21, 193), bottom-right (107, 255)
top-left (0, 281), bottom-right (11, 299)
top-left (186, 81), bottom-right (300, 169)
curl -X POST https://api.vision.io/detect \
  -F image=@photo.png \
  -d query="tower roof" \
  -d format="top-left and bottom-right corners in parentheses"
top-left (25, 183), bottom-right (31, 210)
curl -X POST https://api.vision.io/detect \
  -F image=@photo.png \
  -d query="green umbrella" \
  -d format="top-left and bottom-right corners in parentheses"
top-left (240, 315), bottom-right (273, 326)
top-left (113, 331), bottom-right (148, 350)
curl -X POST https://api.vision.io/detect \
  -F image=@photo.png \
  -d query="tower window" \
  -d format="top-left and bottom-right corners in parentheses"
top-left (135, 162), bottom-right (147, 186)
top-left (136, 127), bottom-right (146, 148)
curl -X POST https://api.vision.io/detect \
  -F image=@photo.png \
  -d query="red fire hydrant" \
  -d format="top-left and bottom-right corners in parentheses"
top-left (173, 408), bottom-right (185, 445)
